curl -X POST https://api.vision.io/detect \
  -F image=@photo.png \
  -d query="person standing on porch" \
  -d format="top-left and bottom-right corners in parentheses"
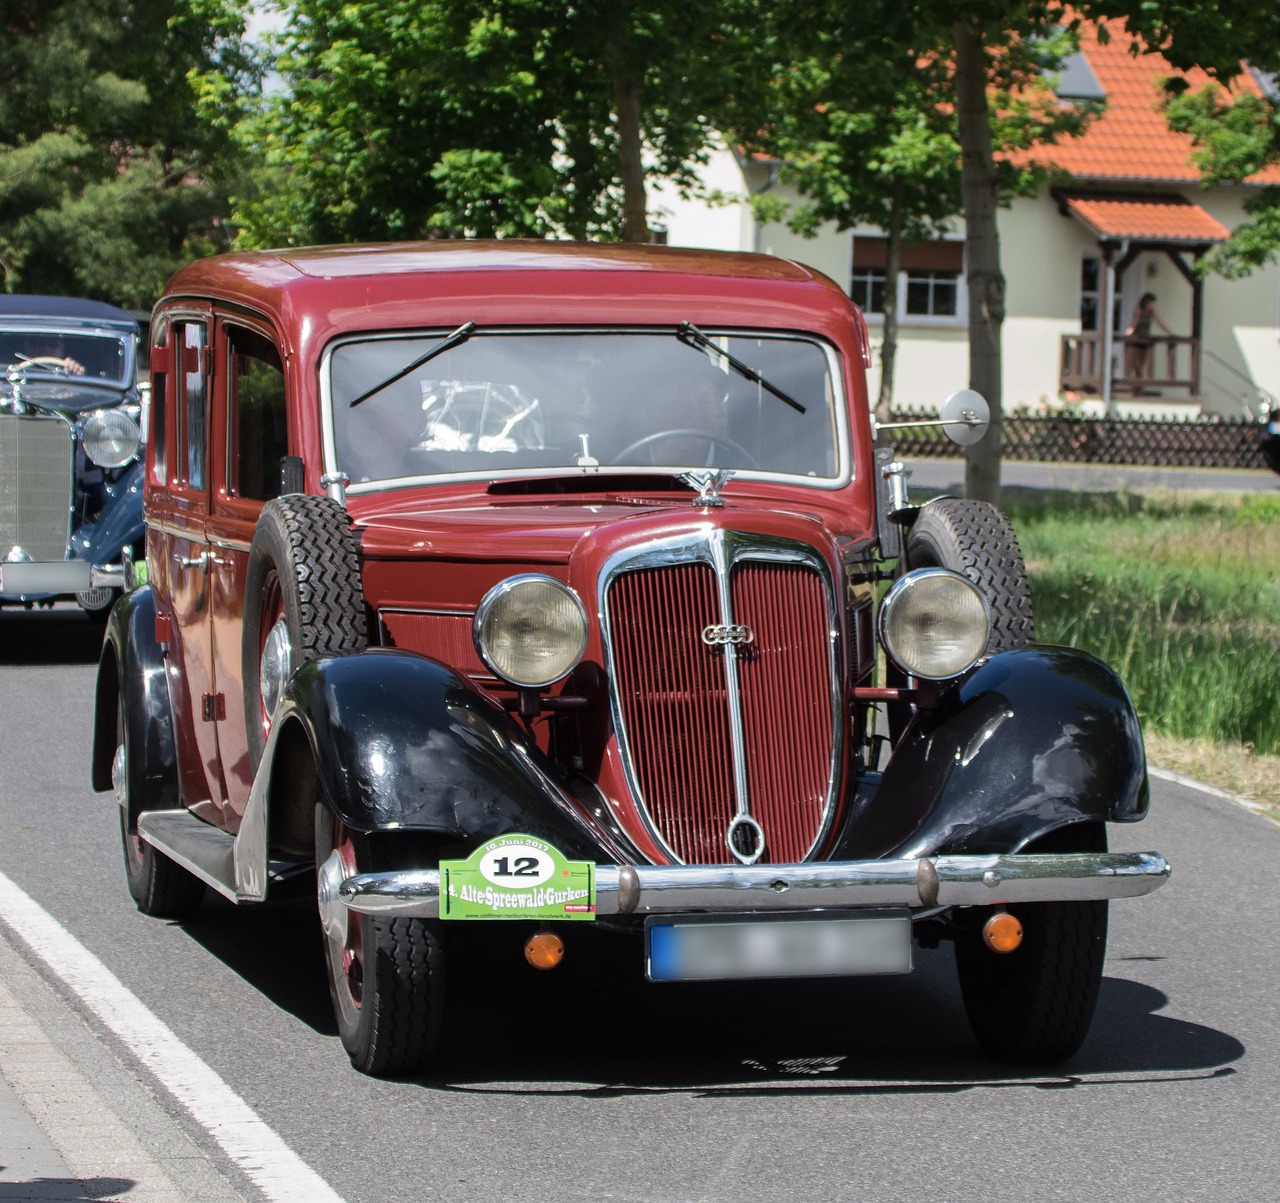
top-left (1123, 292), bottom-right (1173, 383)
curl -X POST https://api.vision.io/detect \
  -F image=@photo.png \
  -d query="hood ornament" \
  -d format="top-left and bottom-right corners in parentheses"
top-left (680, 468), bottom-right (735, 509)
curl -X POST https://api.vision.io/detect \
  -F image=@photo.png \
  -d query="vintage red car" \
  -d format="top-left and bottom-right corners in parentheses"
top-left (92, 241), bottom-right (1168, 1076)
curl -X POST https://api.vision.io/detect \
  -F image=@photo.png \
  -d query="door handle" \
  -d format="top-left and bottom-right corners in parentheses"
top-left (173, 552), bottom-right (222, 570)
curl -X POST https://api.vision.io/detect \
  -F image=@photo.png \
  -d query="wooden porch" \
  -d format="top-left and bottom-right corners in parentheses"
top-left (1060, 332), bottom-right (1201, 397)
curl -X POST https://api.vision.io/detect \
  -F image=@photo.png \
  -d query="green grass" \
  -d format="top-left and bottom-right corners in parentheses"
top-left (1003, 489), bottom-right (1280, 756)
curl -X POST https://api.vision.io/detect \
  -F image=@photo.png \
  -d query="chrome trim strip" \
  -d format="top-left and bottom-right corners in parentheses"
top-left (339, 851), bottom-right (1171, 918)
top-left (598, 528), bottom-right (843, 866)
top-left (319, 326), bottom-right (852, 491)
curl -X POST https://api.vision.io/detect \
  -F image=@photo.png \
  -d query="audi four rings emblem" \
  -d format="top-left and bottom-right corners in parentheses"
top-left (701, 623), bottom-right (755, 646)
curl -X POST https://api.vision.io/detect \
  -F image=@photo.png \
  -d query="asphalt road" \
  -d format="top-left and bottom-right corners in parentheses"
top-left (1, 607), bottom-right (1277, 1203)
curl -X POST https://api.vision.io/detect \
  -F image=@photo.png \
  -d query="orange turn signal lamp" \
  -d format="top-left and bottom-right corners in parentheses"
top-left (524, 930), bottom-right (565, 970)
top-left (982, 909), bottom-right (1024, 954)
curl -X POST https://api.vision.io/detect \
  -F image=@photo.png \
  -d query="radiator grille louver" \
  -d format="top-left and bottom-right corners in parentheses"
top-left (606, 538), bottom-right (838, 865)
top-left (0, 415), bottom-right (74, 561)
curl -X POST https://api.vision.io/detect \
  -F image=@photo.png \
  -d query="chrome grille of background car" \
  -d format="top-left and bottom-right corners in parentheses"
top-left (604, 535), bottom-right (840, 865)
top-left (0, 414), bottom-right (74, 562)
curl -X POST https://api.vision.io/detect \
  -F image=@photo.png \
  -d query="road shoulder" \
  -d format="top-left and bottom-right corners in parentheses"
top-left (0, 932), bottom-right (246, 1203)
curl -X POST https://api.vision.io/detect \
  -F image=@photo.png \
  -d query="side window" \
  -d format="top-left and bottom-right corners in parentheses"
top-left (227, 326), bottom-right (287, 502)
top-left (178, 321), bottom-right (208, 490)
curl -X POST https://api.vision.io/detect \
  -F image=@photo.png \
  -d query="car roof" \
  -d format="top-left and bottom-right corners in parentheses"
top-left (0, 294), bottom-right (138, 329)
top-left (158, 240), bottom-right (858, 355)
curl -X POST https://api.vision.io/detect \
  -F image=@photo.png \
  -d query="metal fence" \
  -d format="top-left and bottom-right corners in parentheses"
top-left (886, 413), bottom-right (1269, 470)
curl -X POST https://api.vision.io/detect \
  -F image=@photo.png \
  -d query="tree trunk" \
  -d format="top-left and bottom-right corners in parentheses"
top-left (953, 19), bottom-right (1004, 507)
top-left (610, 26), bottom-right (649, 244)
top-left (876, 187), bottom-right (904, 425)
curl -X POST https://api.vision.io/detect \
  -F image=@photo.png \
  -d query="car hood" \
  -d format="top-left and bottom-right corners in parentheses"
top-left (351, 487), bottom-right (844, 566)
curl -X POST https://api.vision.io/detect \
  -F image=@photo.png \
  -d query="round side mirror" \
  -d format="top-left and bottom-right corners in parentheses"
top-left (940, 389), bottom-right (990, 446)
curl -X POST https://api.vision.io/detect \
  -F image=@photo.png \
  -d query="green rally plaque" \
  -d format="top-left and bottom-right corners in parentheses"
top-left (440, 834), bottom-right (596, 921)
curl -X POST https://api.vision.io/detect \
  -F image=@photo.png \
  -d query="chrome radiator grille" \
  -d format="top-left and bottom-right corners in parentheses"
top-left (0, 414), bottom-right (74, 561)
top-left (604, 533), bottom-right (840, 866)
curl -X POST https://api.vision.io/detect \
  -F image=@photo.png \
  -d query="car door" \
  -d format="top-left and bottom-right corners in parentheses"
top-left (206, 314), bottom-right (291, 826)
top-left (146, 306), bottom-right (228, 824)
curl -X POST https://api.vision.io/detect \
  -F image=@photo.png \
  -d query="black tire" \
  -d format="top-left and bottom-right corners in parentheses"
top-left (316, 806), bottom-right (445, 1077)
top-left (243, 494), bottom-right (366, 772)
top-left (955, 824), bottom-right (1108, 1064)
top-left (906, 497), bottom-right (1035, 652)
top-left (1261, 435), bottom-right (1280, 476)
top-left (116, 704), bottom-right (204, 918)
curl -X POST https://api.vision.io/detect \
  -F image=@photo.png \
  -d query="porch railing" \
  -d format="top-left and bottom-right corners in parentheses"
top-left (1060, 333), bottom-right (1200, 396)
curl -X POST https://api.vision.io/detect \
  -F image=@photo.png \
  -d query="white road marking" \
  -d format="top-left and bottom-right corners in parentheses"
top-left (0, 871), bottom-right (345, 1203)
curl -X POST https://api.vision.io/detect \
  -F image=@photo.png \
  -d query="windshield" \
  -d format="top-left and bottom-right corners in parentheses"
top-left (0, 327), bottom-right (131, 385)
top-left (326, 330), bottom-right (844, 487)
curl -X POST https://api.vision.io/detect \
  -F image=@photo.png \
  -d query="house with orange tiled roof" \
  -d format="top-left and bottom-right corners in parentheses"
top-left (651, 20), bottom-right (1280, 420)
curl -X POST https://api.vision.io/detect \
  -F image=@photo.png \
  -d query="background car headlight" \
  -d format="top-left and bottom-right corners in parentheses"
top-left (878, 567), bottom-right (991, 680)
top-left (83, 409), bottom-right (141, 468)
top-left (474, 575), bottom-right (588, 688)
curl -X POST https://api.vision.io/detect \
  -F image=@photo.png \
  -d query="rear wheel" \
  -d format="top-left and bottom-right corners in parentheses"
top-left (955, 825), bottom-right (1108, 1064)
top-left (116, 706), bottom-right (204, 918)
top-left (316, 806), bottom-right (445, 1077)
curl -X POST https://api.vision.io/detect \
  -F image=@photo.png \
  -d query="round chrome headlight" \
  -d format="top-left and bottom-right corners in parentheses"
top-left (83, 409), bottom-right (141, 468)
top-left (474, 575), bottom-right (588, 688)
top-left (879, 568), bottom-right (991, 681)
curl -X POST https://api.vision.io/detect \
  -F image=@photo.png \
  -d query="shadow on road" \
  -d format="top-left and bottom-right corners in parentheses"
top-left (172, 899), bottom-right (1244, 1096)
top-left (0, 608), bottom-right (106, 667)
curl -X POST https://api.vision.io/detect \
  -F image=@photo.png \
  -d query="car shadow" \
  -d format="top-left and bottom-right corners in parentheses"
top-left (173, 900), bottom-right (1244, 1094)
top-left (0, 607), bottom-right (107, 666)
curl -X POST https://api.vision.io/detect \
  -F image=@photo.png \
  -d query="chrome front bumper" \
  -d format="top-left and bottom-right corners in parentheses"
top-left (331, 851), bottom-right (1170, 923)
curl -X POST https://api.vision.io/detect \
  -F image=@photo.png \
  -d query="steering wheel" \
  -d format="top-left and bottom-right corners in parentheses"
top-left (615, 429), bottom-right (759, 468)
top-left (14, 354), bottom-right (72, 374)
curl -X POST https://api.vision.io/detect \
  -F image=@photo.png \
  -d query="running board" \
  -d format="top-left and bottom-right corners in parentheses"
top-left (137, 809), bottom-right (239, 902)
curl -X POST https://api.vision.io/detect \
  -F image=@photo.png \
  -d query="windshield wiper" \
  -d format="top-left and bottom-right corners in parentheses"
top-left (348, 320), bottom-right (477, 408)
top-left (676, 321), bottom-right (806, 414)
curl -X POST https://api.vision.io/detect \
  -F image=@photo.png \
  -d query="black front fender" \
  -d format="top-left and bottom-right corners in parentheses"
top-left (837, 646), bottom-right (1148, 860)
top-left (274, 649), bottom-right (630, 861)
top-left (91, 586), bottom-right (179, 828)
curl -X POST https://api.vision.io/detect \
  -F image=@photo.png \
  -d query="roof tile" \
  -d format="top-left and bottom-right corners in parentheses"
top-left (1020, 20), bottom-right (1280, 185)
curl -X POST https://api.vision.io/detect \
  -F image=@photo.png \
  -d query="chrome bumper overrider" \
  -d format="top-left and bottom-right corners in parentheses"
top-left (333, 851), bottom-right (1170, 921)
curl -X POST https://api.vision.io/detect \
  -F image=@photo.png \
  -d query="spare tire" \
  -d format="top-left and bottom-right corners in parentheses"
top-left (906, 497), bottom-right (1035, 653)
top-left (243, 494), bottom-right (367, 773)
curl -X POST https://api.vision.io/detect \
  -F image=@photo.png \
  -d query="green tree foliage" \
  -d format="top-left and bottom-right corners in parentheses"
top-left (0, 0), bottom-right (249, 306)
top-left (733, 16), bottom-right (1096, 419)
top-left (207, 0), bottom-right (741, 247)
top-left (1163, 83), bottom-right (1280, 278)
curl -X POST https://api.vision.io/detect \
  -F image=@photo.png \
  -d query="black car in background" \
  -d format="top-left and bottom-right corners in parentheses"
top-left (0, 295), bottom-right (146, 614)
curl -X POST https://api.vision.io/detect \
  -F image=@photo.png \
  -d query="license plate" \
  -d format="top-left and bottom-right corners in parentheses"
top-left (646, 911), bottom-right (912, 982)
top-left (0, 560), bottom-right (91, 595)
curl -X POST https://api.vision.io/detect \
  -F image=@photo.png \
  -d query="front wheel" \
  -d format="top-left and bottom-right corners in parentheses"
top-left (316, 806), bottom-right (444, 1076)
top-left (954, 825), bottom-right (1108, 1064)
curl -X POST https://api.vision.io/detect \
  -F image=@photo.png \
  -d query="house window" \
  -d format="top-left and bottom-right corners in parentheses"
top-left (905, 269), bottom-right (958, 317)
top-left (851, 236), bottom-right (964, 323)
top-left (1080, 256), bottom-right (1101, 332)
top-left (851, 267), bottom-right (886, 314)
